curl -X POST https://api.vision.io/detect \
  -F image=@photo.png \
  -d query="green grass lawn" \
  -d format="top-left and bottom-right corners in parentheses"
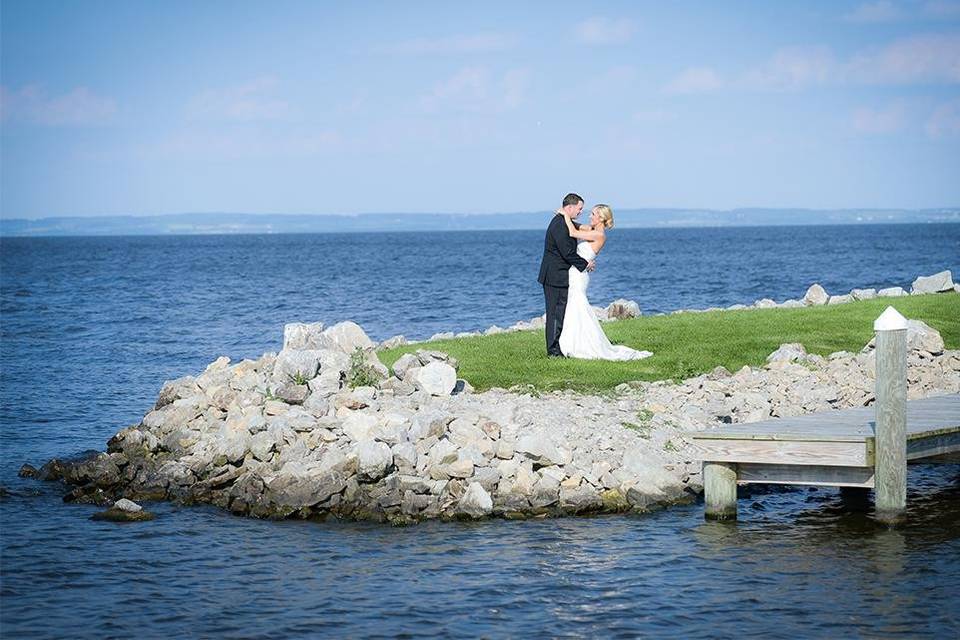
top-left (378, 293), bottom-right (960, 393)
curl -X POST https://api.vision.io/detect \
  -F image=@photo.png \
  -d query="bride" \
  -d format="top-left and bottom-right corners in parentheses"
top-left (556, 204), bottom-right (653, 361)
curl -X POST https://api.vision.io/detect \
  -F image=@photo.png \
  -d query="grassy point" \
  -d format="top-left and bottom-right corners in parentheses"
top-left (378, 293), bottom-right (960, 393)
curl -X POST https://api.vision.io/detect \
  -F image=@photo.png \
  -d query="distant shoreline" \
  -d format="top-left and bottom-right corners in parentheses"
top-left (2, 209), bottom-right (958, 238)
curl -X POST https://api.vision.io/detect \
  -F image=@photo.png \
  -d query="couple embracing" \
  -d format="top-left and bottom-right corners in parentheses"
top-left (537, 193), bottom-right (653, 361)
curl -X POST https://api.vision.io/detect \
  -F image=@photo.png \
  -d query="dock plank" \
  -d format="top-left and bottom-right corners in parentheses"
top-left (690, 394), bottom-right (960, 443)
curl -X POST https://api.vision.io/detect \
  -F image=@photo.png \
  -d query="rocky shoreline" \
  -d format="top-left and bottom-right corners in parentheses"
top-left (22, 270), bottom-right (959, 524)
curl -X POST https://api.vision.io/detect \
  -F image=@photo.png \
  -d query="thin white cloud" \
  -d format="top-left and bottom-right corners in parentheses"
top-left (923, 1), bottom-right (960, 19)
top-left (734, 34), bottom-right (960, 91)
top-left (574, 17), bottom-right (635, 45)
top-left (847, 33), bottom-right (960, 84)
top-left (154, 128), bottom-right (341, 159)
top-left (632, 109), bottom-right (677, 124)
top-left (844, 1), bottom-right (902, 23)
top-left (742, 46), bottom-right (836, 90)
top-left (0, 85), bottom-right (117, 125)
top-left (925, 99), bottom-right (960, 137)
top-left (852, 104), bottom-right (906, 133)
top-left (186, 76), bottom-right (292, 122)
top-left (377, 32), bottom-right (516, 55)
top-left (664, 67), bottom-right (724, 94)
top-left (420, 66), bottom-right (530, 113)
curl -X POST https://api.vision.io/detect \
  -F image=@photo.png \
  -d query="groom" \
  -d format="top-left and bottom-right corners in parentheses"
top-left (537, 193), bottom-right (595, 357)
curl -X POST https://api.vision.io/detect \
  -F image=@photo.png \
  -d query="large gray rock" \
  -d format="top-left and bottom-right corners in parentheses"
top-left (323, 321), bottom-right (374, 353)
top-left (155, 376), bottom-right (199, 409)
top-left (391, 442), bottom-right (418, 471)
top-left (906, 320), bottom-right (945, 354)
top-left (379, 335), bottom-right (407, 349)
top-left (283, 323), bottom-right (328, 350)
top-left (356, 441), bottom-right (393, 482)
top-left (266, 467), bottom-right (350, 510)
top-left (878, 286), bottom-right (906, 297)
top-left (911, 270), bottom-right (953, 294)
top-left (828, 294), bottom-right (852, 305)
top-left (515, 434), bottom-right (571, 466)
top-left (91, 504), bottom-right (156, 522)
top-left (273, 350), bottom-right (323, 382)
top-left (392, 353), bottom-right (420, 380)
top-left (606, 299), bottom-right (641, 320)
top-left (113, 498), bottom-right (143, 513)
top-left (415, 350), bottom-right (459, 370)
top-left (275, 384), bottom-right (309, 405)
top-left (850, 288), bottom-right (876, 301)
top-left (250, 431), bottom-right (279, 461)
top-left (212, 426), bottom-right (252, 464)
top-left (414, 362), bottom-right (457, 396)
top-left (803, 284), bottom-right (829, 306)
top-left (863, 319), bottom-right (944, 355)
top-left (457, 482), bottom-right (493, 518)
top-left (342, 412), bottom-right (378, 442)
top-left (766, 343), bottom-right (808, 363)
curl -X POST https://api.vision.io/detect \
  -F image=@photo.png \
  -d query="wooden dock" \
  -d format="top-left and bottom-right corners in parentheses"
top-left (690, 306), bottom-right (960, 523)
top-left (691, 393), bottom-right (960, 520)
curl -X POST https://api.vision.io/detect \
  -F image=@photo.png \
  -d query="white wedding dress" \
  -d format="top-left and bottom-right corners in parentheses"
top-left (558, 241), bottom-right (653, 361)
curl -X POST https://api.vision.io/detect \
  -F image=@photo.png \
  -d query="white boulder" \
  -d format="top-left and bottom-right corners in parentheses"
top-left (414, 362), bottom-right (457, 396)
top-left (766, 343), bottom-right (808, 363)
top-left (606, 299), bottom-right (642, 320)
top-left (323, 321), bottom-right (375, 353)
top-left (283, 323), bottom-right (328, 350)
top-left (356, 441), bottom-right (393, 482)
top-left (273, 350), bottom-right (323, 381)
top-left (457, 482), bottom-right (493, 518)
top-left (878, 287), bottom-right (906, 297)
top-left (803, 284), bottom-right (829, 306)
top-left (911, 270), bottom-right (953, 294)
top-left (112, 498), bottom-right (143, 513)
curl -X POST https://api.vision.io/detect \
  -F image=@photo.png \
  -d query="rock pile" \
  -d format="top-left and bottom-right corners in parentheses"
top-left (32, 313), bottom-right (960, 524)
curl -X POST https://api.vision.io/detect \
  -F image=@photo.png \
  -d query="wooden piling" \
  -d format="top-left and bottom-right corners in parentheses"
top-left (873, 306), bottom-right (908, 524)
top-left (703, 462), bottom-right (738, 520)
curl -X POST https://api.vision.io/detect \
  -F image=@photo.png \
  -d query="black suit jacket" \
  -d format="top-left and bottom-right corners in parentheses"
top-left (537, 214), bottom-right (589, 287)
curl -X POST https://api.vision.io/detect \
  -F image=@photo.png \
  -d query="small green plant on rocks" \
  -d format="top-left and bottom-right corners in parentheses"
top-left (622, 421), bottom-right (651, 438)
top-left (347, 347), bottom-right (380, 389)
top-left (623, 409), bottom-right (655, 438)
top-left (287, 372), bottom-right (310, 386)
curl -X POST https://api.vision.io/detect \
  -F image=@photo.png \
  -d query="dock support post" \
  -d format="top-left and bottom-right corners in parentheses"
top-left (703, 462), bottom-right (738, 520)
top-left (873, 306), bottom-right (908, 524)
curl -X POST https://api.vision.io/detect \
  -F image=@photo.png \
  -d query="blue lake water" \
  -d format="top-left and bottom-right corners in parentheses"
top-left (1, 224), bottom-right (959, 638)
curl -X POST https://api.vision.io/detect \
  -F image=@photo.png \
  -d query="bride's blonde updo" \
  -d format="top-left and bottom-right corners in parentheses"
top-left (594, 204), bottom-right (614, 229)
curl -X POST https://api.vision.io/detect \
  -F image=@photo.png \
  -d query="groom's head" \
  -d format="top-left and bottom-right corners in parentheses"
top-left (562, 193), bottom-right (584, 218)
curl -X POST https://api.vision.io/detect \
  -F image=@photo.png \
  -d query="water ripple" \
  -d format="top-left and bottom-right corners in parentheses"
top-left (2, 228), bottom-right (959, 637)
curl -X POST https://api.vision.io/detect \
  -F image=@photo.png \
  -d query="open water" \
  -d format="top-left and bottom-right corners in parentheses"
top-left (1, 224), bottom-right (959, 638)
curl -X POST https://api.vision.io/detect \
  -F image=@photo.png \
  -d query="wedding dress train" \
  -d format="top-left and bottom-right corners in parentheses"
top-left (558, 241), bottom-right (653, 361)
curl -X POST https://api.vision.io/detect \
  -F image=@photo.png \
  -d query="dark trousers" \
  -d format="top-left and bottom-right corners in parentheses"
top-left (543, 284), bottom-right (568, 356)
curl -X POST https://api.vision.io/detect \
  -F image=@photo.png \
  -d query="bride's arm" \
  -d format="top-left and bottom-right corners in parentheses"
top-left (558, 211), bottom-right (605, 241)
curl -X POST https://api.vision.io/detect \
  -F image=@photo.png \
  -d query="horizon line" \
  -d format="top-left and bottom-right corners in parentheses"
top-left (3, 205), bottom-right (960, 222)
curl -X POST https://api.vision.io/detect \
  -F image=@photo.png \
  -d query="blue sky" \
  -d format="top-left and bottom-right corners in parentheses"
top-left (2, 0), bottom-right (959, 218)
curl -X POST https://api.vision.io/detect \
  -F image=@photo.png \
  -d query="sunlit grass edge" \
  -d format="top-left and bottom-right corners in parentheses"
top-left (377, 293), bottom-right (960, 393)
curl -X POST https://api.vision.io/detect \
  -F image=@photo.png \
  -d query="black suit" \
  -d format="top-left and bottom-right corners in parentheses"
top-left (537, 214), bottom-right (589, 356)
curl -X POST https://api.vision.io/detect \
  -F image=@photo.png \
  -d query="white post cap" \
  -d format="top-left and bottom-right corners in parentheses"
top-left (874, 306), bottom-right (908, 331)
